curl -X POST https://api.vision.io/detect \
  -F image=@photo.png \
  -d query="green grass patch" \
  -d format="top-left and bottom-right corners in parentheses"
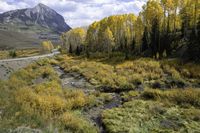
top-left (102, 100), bottom-right (200, 133)
top-left (142, 88), bottom-right (200, 108)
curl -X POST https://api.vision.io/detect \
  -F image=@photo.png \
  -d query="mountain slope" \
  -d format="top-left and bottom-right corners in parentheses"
top-left (0, 3), bottom-right (71, 33)
top-left (0, 3), bottom-right (71, 49)
top-left (0, 30), bottom-right (41, 49)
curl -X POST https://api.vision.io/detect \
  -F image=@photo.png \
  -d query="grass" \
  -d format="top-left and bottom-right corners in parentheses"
top-left (121, 90), bottom-right (140, 101)
top-left (0, 49), bottom-right (41, 59)
top-left (0, 54), bottom-right (200, 132)
top-left (0, 58), bottom-right (98, 132)
top-left (56, 54), bottom-right (200, 91)
top-left (8, 59), bottom-right (59, 89)
top-left (141, 88), bottom-right (200, 108)
top-left (59, 111), bottom-right (98, 133)
top-left (55, 54), bottom-right (200, 132)
top-left (1, 82), bottom-right (97, 132)
top-left (102, 100), bottom-right (200, 133)
top-left (161, 59), bottom-right (200, 80)
top-left (0, 30), bottom-right (41, 50)
top-left (180, 63), bottom-right (200, 79)
top-left (57, 55), bottom-right (164, 90)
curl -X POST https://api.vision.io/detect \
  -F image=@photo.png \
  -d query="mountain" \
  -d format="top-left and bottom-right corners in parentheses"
top-left (0, 3), bottom-right (71, 49)
top-left (0, 3), bottom-right (71, 33)
top-left (0, 30), bottom-right (41, 49)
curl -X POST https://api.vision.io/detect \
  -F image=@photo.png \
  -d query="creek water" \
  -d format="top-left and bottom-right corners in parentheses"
top-left (53, 65), bottom-right (122, 133)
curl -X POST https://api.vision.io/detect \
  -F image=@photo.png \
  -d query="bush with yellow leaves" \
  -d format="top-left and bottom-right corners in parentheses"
top-left (142, 88), bottom-right (200, 107)
top-left (14, 81), bottom-right (91, 118)
top-left (58, 56), bottom-right (165, 90)
top-left (14, 83), bottom-right (67, 118)
top-left (59, 111), bottom-right (98, 133)
top-left (64, 89), bottom-right (88, 109)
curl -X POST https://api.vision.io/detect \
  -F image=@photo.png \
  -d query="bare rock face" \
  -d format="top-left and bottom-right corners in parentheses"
top-left (0, 3), bottom-right (71, 33)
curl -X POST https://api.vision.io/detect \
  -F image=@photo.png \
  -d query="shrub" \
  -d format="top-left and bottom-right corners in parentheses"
top-left (0, 50), bottom-right (9, 59)
top-left (9, 61), bottom-right (60, 89)
top-left (59, 112), bottom-right (98, 133)
top-left (121, 91), bottom-right (140, 101)
top-left (34, 81), bottom-right (62, 96)
top-left (162, 65), bottom-right (181, 80)
top-left (129, 74), bottom-right (143, 85)
top-left (181, 63), bottom-right (200, 78)
top-left (64, 89), bottom-right (88, 108)
top-left (9, 50), bottom-right (17, 58)
top-left (102, 100), bottom-right (200, 133)
top-left (142, 89), bottom-right (200, 107)
top-left (98, 93), bottom-right (113, 103)
top-left (116, 59), bottom-right (163, 81)
top-left (0, 57), bottom-right (97, 132)
top-left (0, 80), bottom-right (10, 108)
top-left (14, 87), bottom-right (68, 117)
top-left (57, 56), bottom-right (166, 91)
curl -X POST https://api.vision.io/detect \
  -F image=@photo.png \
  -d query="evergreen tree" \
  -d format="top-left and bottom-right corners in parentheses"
top-left (141, 27), bottom-right (149, 52)
top-left (86, 46), bottom-right (90, 58)
top-left (188, 20), bottom-right (200, 61)
top-left (131, 38), bottom-right (136, 51)
top-left (150, 18), bottom-right (160, 58)
top-left (124, 37), bottom-right (129, 59)
top-left (76, 46), bottom-right (80, 56)
top-left (69, 43), bottom-right (73, 54)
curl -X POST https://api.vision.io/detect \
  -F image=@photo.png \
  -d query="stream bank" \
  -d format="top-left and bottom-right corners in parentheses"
top-left (53, 65), bottom-right (122, 133)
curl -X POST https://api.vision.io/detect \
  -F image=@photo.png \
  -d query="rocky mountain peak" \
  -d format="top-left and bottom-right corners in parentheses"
top-left (33, 3), bottom-right (54, 13)
top-left (37, 3), bottom-right (48, 8)
top-left (0, 3), bottom-right (71, 33)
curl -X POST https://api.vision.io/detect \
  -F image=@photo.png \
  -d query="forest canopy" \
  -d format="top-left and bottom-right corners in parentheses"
top-left (61, 0), bottom-right (200, 61)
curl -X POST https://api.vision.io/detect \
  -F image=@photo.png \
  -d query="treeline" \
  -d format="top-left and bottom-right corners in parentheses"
top-left (61, 0), bottom-right (200, 60)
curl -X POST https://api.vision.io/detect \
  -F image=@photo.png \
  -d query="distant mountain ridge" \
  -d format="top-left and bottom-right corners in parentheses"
top-left (0, 3), bottom-right (71, 33)
top-left (0, 3), bottom-right (71, 49)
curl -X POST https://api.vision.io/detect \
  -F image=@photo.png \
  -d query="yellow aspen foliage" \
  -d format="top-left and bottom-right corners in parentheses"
top-left (41, 41), bottom-right (54, 53)
top-left (61, 28), bottom-right (86, 53)
top-left (103, 27), bottom-right (115, 53)
top-left (85, 14), bottom-right (137, 52)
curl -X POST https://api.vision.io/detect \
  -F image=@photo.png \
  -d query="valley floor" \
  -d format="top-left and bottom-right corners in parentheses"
top-left (0, 54), bottom-right (200, 133)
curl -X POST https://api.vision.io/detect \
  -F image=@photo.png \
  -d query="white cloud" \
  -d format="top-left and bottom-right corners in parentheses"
top-left (0, 0), bottom-right (147, 28)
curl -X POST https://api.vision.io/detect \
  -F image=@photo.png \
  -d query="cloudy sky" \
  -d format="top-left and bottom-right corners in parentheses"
top-left (0, 0), bottom-right (147, 28)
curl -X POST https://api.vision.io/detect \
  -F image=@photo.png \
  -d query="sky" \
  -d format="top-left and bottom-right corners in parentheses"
top-left (0, 0), bottom-right (147, 28)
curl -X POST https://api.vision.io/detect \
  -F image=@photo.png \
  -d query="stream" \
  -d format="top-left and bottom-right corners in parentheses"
top-left (53, 66), bottom-right (122, 133)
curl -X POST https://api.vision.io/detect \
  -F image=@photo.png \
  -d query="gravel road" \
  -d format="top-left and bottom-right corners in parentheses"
top-left (0, 52), bottom-right (59, 80)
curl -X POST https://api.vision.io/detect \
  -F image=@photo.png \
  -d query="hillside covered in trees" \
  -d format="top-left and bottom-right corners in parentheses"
top-left (62, 0), bottom-right (199, 61)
